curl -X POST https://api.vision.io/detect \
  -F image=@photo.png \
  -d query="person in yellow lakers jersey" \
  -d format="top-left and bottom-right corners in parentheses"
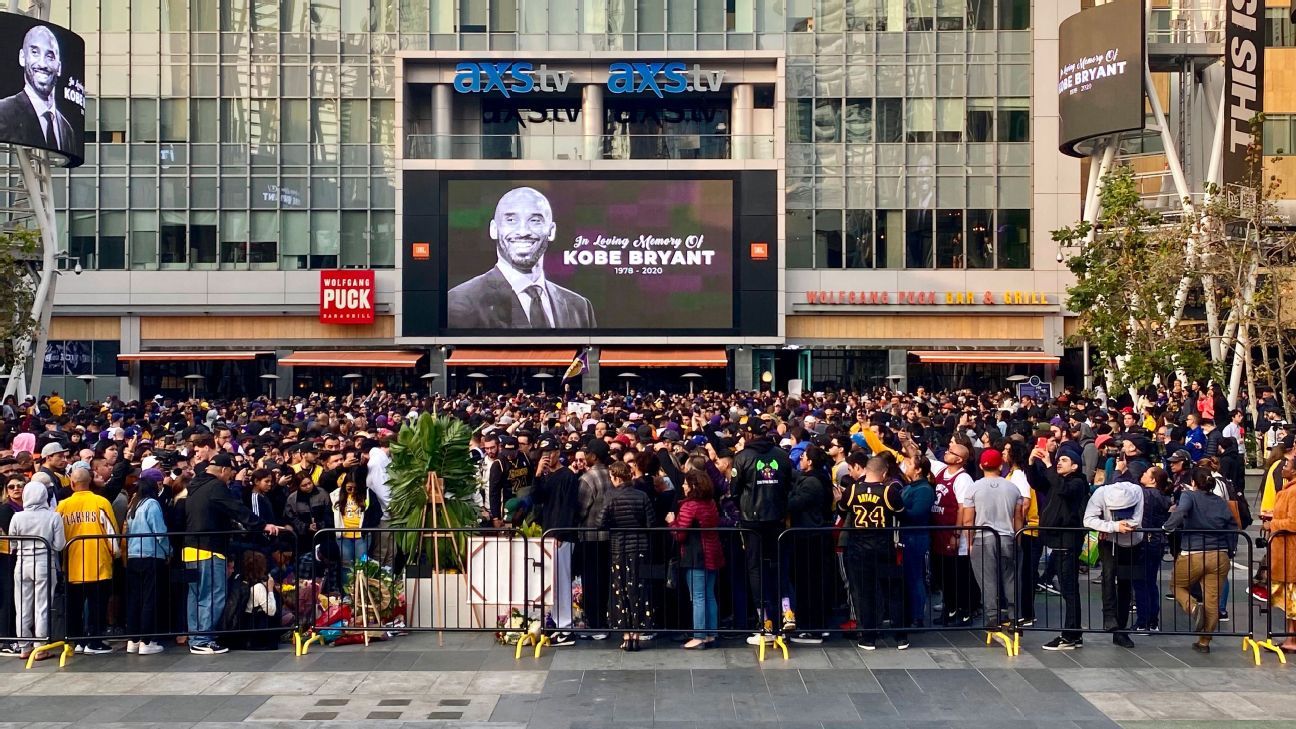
top-left (57, 467), bottom-right (119, 654)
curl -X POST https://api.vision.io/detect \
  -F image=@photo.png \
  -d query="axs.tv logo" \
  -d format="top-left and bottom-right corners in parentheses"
top-left (452, 61), bottom-right (724, 98)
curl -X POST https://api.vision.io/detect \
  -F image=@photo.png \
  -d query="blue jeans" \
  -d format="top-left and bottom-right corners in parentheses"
top-left (186, 555), bottom-right (227, 646)
top-left (902, 540), bottom-right (928, 626)
top-left (1133, 539), bottom-right (1163, 628)
top-left (341, 537), bottom-right (367, 566)
top-left (685, 568), bottom-right (717, 639)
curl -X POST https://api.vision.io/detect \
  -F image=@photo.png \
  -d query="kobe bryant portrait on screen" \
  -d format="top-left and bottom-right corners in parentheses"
top-left (446, 186), bottom-right (597, 329)
top-left (0, 25), bottom-right (75, 157)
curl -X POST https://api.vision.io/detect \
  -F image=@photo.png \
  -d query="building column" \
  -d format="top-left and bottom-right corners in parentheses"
top-left (730, 83), bottom-right (754, 160)
top-left (120, 315), bottom-right (140, 402)
top-left (274, 349), bottom-right (293, 399)
top-left (888, 349), bottom-right (908, 393)
top-left (581, 83), bottom-right (603, 161)
top-left (432, 83), bottom-right (452, 159)
top-left (582, 346), bottom-right (600, 395)
top-left (428, 347), bottom-right (448, 396)
top-left (733, 346), bottom-right (753, 390)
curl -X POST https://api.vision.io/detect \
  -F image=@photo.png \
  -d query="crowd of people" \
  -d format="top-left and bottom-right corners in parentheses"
top-left (0, 378), bottom-right (1293, 660)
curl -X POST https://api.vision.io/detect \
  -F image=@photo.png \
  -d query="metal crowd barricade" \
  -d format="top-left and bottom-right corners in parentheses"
top-left (296, 526), bottom-right (530, 654)
top-left (1, 535), bottom-right (65, 668)
top-left (1252, 529), bottom-right (1295, 664)
top-left (62, 530), bottom-right (299, 656)
top-left (776, 525), bottom-right (1015, 653)
top-left (535, 526), bottom-right (762, 657)
top-left (1020, 526), bottom-right (1255, 648)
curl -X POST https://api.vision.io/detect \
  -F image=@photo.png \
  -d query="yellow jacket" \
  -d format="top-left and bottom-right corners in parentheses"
top-left (47, 395), bottom-right (64, 416)
top-left (57, 490), bottom-right (120, 583)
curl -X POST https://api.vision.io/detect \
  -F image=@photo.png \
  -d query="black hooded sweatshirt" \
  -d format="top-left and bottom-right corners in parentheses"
top-left (731, 436), bottom-right (792, 523)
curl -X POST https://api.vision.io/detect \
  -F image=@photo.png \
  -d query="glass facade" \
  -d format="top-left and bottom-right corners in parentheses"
top-left (48, 0), bottom-right (1031, 273)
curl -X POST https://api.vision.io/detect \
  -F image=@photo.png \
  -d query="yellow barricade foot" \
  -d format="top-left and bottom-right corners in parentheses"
top-left (300, 632), bottom-right (325, 656)
top-left (987, 630), bottom-right (1018, 657)
top-left (24, 640), bottom-right (67, 670)
top-left (1246, 637), bottom-right (1288, 666)
top-left (755, 634), bottom-right (790, 661)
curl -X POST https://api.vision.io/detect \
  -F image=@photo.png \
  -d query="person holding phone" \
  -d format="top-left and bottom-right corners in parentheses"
top-left (1083, 467), bottom-right (1145, 649)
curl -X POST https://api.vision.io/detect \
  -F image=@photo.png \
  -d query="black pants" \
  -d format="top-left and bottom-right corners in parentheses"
top-left (1018, 534), bottom-right (1044, 621)
top-left (934, 552), bottom-right (981, 616)
top-left (1098, 540), bottom-right (1136, 633)
top-left (575, 540), bottom-right (610, 631)
top-left (1052, 544), bottom-right (1083, 641)
top-left (0, 555), bottom-right (14, 640)
top-left (126, 557), bottom-right (167, 642)
top-left (67, 579), bottom-right (110, 643)
top-left (742, 521), bottom-right (784, 622)
top-left (845, 542), bottom-right (903, 638)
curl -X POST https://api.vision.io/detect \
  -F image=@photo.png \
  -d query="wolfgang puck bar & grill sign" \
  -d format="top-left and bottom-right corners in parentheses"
top-left (806, 290), bottom-right (1052, 306)
top-left (319, 270), bottom-right (375, 324)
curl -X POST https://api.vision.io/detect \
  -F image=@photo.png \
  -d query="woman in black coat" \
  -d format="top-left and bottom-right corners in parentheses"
top-left (599, 460), bottom-right (655, 651)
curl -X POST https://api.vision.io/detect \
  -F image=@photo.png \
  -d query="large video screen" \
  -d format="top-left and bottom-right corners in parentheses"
top-left (1057, 0), bottom-right (1145, 157)
top-left (441, 177), bottom-right (734, 331)
top-left (0, 12), bottom-right (85, 167)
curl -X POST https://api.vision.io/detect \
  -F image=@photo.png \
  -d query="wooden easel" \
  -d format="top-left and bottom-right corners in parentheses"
top-left (351, 561), bottom-right (380, 646)
top-left (418, 471), bottom-right (471, 646)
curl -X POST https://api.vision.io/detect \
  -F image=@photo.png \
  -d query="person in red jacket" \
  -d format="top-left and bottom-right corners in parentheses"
top-left (668, 470), bottom-right (724, 649)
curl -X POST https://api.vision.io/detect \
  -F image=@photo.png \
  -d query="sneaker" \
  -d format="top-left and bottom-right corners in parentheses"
top-left (746, 633), bottom-right (774, 646)
top-left (1039, 582), bottom-right (1060, 595)
top-left (1218, 610), bottom-right (1230, 624)
top-left (1190, 602), bottom-right (1206, 633)
top-left (1113, 633), bottom-right (1135, 649)
top-left (895, 634), bottom-right (910, 651)
top-left (126, 641), bottom-right (140, 654)
top-left (637, 633), bottom-right (656, 642)
top-left (1248, 583), bottom-right (1271, 603)
top-left (790, 632), bottom-right (823, 645)
top-left (1192, 642), bottom-right (1211, 654)
top-left (138, 642), bottom-right (165, 655)
top-left (83, 642), bottom-right (113, 655)
top-left (855, 637), bottom-right (876, 651)
top-left (73, 644), bottom-right (85, 654)
top-left (781, 609), bottom-right (797, 633)
top-left (0, 644), bottom-right (20, 657)
top-left (189, 642), bottom-right (229, 655)
top-left (1016, 618), bottom-right (1036, 628)
top-left (1165, 592), bottom-right (1177, 601)
top-left (549, 632), bottom-right (576, 647)
top-left (587, 633), bottom-right (608, 641)
top-left (1042, 637), bottom-right (1081, 651)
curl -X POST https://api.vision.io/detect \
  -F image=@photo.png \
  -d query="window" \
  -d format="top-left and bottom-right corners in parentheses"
top-left (814, 210), bottom-right (844, 268)
top-left (906, 0), bottom-right (934, 30)
top-left (966, 209), bottom-right (994, 269)
top-left (814, 99), bottom-right (843, 143)
top-left (876, 210), bottom-right (903, 268)
top-left (1263, 115), bottom-right (1294, 156)
top-left (966, 98), bottom-right (995, 142)
top-left (905, 210), bottom-right (933, 267)
top-left (998, 98), bottom-right (1029, 142)
top-left (998, 0), bottom-right (1028, 29)
top-left (936, 99), bottom-right (963, 142)
top-left (936, 0), bottom-right (964, 29)
top-left (905, 99), bottom-right (933, 142)
top-left (935, 209), bottom-right (963, 268)
top-left (876, 98), bottom-right (903, 143)
top-left (159, 215), bottom-right (188, 265)
top-left (1265, 8), bottom-right (1295, 47)
top-left (997, 208), bottom-right (1030, 268)
top-left (967, 0), bottom-right (992, 29)
top-left (844, 99), bottom-right (872, 143)
top-left (845, 210), bottom-right (873, 268)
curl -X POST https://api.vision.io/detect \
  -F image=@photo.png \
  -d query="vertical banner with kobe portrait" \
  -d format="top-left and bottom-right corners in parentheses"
top-left (0, 12), bottom-right (85, 166)
top-left (442, 177), bottom-right (734, 332)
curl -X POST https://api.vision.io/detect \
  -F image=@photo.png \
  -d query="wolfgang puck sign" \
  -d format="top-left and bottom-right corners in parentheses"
top-left (319, 270), bottom-right (375, 325)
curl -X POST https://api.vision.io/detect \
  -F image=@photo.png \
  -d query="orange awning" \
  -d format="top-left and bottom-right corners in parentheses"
top-left (599, 348), bottom-right (729, 368)
top-left (278, 350), bottom-right (423, 368)
top-left (911, 350), bottom-right (1059, 365)
top-left (118, 351), bottom-right (267, 361)
top-left (445, 348), bottom-right (573, 367)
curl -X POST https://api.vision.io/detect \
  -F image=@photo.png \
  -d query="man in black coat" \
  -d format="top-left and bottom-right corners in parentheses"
top-left (0, 25), bottom-right (75, 155)
top-left (730, 420), bottom-right (794, 639)
top-left (183, 453), bottom-right (281, 655)
top-left (446, 186), bottom-right (596, 329)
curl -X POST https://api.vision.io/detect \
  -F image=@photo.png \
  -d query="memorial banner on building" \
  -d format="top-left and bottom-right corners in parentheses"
top-left (0, 11), bottom-right (85, 166)
top-left (1224, 0), bottom-right (1264, 187)
top-left (1057, 0), bottom-right (1146, 157)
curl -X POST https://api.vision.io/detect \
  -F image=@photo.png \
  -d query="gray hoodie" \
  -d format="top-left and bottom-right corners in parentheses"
top-left (1084, 479), bottom-right (1145, 548)
top-left (8, 482), bottom-right (67, 563)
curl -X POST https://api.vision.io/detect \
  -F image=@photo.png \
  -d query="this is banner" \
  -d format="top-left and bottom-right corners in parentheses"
top-left (1223, 0), bottom-right (1264, 187)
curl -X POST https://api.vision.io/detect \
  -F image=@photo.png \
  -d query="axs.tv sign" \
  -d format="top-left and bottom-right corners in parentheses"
top-left (452, 61), bottom-right (725, 98)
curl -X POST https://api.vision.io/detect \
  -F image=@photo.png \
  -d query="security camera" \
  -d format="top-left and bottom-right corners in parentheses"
top-left (73, 262), bottom-right (83, 275)
top-left (1056, 252), bottom-right (1064, 263)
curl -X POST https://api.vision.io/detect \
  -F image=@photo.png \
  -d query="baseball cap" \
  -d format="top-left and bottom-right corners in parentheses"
top-left (1167, 449), bottom-right (1191, 464)
top-left (535, 435), bottom-right (560, 452)
top-left (39, 442), bottom-right (67, 458)
top-left (210, 453), bottom-right (236, 469)
top-left (978, 449), bottom-right (1003, 472)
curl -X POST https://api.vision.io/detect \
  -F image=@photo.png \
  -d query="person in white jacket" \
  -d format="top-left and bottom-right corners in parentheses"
top-left (9, 481), bottom-right (67, 659)
top-left (1084, 479), bottom-right (1144, 648)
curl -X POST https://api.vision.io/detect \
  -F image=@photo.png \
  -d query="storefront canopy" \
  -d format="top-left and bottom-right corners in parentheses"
top-left (598, 349), bottom-right (728, 368)
top-left (278, 350), bottom-right (423, 368)
top-left (910, 350), bottom-right (1059, 365)
top-left (445, 349), bottom-right (573, 367)
top-left (118, 351), bottom-right (268, 361)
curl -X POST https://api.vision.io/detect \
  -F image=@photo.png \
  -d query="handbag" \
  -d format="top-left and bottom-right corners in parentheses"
top-left (664, 557), bottom-right (680, 590)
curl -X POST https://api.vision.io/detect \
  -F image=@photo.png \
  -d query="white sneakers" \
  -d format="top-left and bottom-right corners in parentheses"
top-left (127, 640), bottom-right (164, 655)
